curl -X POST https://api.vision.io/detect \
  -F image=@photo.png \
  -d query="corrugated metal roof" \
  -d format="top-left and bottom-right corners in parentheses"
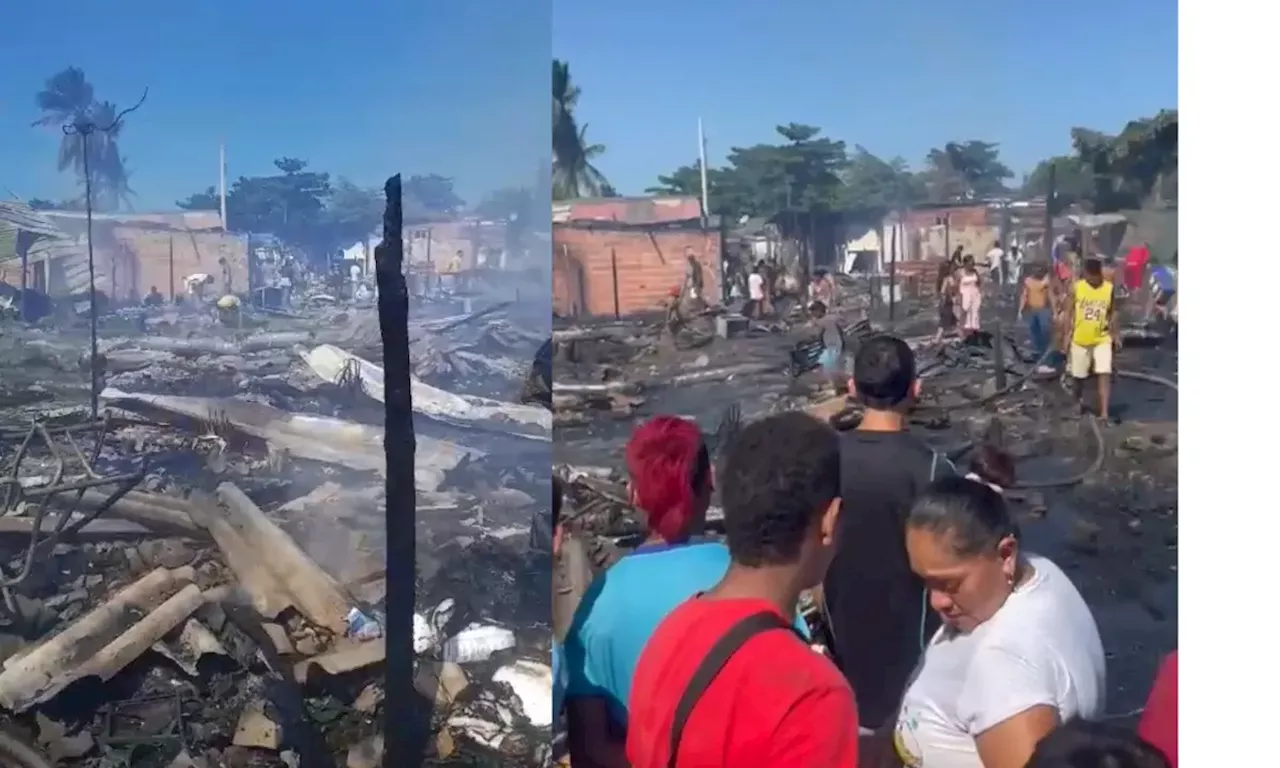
top-left (552, 196), bottom-right (703, 226)
top-left (0, 201), bottom-right (67, 240)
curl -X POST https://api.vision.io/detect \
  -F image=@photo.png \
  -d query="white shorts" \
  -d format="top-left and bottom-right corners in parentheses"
top-left (1069, 342), bottom-right (1113, 378)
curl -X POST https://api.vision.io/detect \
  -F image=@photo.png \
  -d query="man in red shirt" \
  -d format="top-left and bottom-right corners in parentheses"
top-left (1137, 651), bottom-right (1177, 767)
top-left (1124, 243), bottom-right (1151, 293)
top-left (626, 412), bottom-right (858, 768)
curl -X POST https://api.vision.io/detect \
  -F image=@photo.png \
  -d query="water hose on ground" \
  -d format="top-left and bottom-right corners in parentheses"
top-left (949, 369), bottom-right (1176, 489)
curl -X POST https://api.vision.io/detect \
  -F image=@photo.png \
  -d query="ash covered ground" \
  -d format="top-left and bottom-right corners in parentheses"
top-left (0, 273), bottom-right (552, 767)
top-left (552, 284), bottom-right (1176, 724)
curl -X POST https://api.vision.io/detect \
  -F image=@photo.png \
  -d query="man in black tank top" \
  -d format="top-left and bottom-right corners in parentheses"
top-left (822, 335), bottom-right (956, 731)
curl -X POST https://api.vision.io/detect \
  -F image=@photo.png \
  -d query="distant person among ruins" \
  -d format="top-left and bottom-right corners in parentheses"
top-left (1124, 241), bottom-right (1152, 295)
top-left (1019, 262), bottom-right (1056, 364)
top-left (892, 476), bottom-right (1106, 768)
top-left (824, 335), bottom-right (955, 738)
top-left (1147, 262), bottom-right (1177, 325)
top-left (1068, 258), bottom-right (1118, 420)
top-left (745, 261), bottom-right (766, 319)
top-left (563, 416), bottom-right (808, 768)
top-left (934, 261), bottom-right (959, 343)
top-left (183, 273), bottom-right (213, 304)
top-left (143, 286), bottom-right (165, 306)
top-left (986, 241), bottom-right (1005, 287)
top-left (684, 251), bottom-right (705, 309)
top-left (1026, 719), bottom-right (1170, 768)
top-left (958, 255), bottom-right (983, 339)
top-left (1008, 245), bottom-right (1024, 285)
top-left (809, 300), bottom-right (845, 394)
top-left (812, 268), bottom-right (836, 308)
top-left (626, 412), bottom-right (857, 768)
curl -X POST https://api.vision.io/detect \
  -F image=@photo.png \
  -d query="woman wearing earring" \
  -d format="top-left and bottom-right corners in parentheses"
top-left (891, 477), bottom-right (1105, 768)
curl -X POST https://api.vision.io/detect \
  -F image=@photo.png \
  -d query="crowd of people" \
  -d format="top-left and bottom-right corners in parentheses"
top-left (550, 334), bottom-right (1177, 767)
top-left (932, 238), bottom-right (1177, 423)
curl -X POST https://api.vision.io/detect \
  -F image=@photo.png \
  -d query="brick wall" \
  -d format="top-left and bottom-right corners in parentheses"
top-left (105, 227), bottom-right (249, 301)
top-left (898, 206), bottom-right (1000, 262)
top-left (552, 226), bottom-right (722, 317)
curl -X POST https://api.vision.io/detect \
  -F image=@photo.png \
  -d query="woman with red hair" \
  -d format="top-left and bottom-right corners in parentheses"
top-left (562, 416), bottom-right (808, 767)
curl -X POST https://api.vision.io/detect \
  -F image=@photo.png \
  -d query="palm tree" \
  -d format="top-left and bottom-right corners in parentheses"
top-left (552, 59), bottom-right (611, 200)
top-left (33, 67), bottom-right (134, 211)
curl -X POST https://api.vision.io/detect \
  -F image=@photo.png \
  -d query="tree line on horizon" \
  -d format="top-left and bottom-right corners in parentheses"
top-left (550, 59), bottom-right (1177, 227)
top-left (25, 66), bottom-right (540, 259)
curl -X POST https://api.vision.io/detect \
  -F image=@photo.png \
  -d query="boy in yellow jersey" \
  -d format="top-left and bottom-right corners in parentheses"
top-left (1067, 258), bottom-right (1117, 420)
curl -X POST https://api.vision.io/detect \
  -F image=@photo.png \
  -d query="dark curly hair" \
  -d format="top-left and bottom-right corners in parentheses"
top-left (1026, 719), bottom-right (1169, 768)
top-left (719, 411), bottom-right (841, 567)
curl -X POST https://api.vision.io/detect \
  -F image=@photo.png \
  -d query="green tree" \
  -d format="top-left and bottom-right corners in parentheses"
top-left (1022, 155), bottom-right (1096, 210)
top-left (841, 146), bottom-right (925, 217)
top-left (322, 179), bottom-right (384, 246)
top-left (1070, 110), bottom-right (1177, 212)
top-left (177, 157), bottom-right (332, 249)
top-left (645, 162), bottom-right (749, 216)
top-left (651, 124), bottom-right (850, 229)
top-left (402, 173), bottom-right (464, 219)
top-left (552, 59), bottom-right (611, 200)
top-left (475, 186), bottom-right (537, 256)
top-left (921, 140), bottom-right (1013, 201)
top-left (31, 67), bottom-right (137, 212)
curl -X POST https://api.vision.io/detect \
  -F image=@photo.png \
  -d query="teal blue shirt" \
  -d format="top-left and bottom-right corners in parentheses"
top-left (561, 540), bottom-right (810, 727)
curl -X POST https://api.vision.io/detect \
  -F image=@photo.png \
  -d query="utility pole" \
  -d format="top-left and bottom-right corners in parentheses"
top-left (697, 118), bottom-right (710, 222)
top-left (61, 87), bottom-right (147, 422)
top-left (219, 142), bottom-right (228, 231)
top-left (1044, 165), bottom-right (1057, 263)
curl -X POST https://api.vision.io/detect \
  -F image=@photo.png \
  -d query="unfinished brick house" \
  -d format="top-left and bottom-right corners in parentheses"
top-left (3, 206), bottom-right (248, 301)
top-left (552, 196), bottom-right (722, 318)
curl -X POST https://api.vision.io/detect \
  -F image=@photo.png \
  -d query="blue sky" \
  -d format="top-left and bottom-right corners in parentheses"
top-left (0, 0), bottom-right (549, 210)
top-left (1, 1), bottom-right (1174, 211)
top-left (553, 0), bottom-right (1177, 195)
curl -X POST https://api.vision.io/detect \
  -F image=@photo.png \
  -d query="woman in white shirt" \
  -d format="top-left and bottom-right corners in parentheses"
top-left (893, 477), bottom-right (1105, 768)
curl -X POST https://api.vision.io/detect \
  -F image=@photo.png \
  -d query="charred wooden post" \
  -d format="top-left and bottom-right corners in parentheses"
top-left (374, 174), bottom-right (422, 765)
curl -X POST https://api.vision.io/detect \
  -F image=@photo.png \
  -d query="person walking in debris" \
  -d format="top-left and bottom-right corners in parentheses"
top-left (745, 261), bottom-right (766, 319)
top-left (1147, 262), bottom-right (1178, 326)
top-left (563, 418), bottom-right (811, 768)
top-left (823, 335), bottom-right (956, 744)
top-left (986, 240), bottom-right (1005, 288)
top-left (1019, 263), bottom-right (1056, 364)
top-left (812, 268), bottom-right (836, 309)
top-left (810, 301), bottom-right (846, 394)
top-left (934, 262), bottom-right (959, 343)
top-left (218, 256), bottom-right (233, 295)
top-left (892, 477), bottom-right (1105, 768)
top-left (143, 285), bottom-right (165, 307)
top-left (1068, 258), bottom-right (1118, 420)
top-left (626, 412), bottom-right (857, 768)
top-left (216, 293), bottom-right (242, 327)
top-left (183, 273), bottom-right (213, 304)
top-left (684, 251), bottom-right (705, 311)
top-left (958, 255), bottom-right (983, 339)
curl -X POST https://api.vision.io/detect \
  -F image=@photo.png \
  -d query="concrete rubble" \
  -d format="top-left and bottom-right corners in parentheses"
top-left (0, 289), bottom-right (551, 766)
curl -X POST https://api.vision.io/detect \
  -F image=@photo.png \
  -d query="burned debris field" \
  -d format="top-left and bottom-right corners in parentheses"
top-left (552, 287), bottom-right (1177, 724)
top-left (0, 283), bottom-right (552, 767)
